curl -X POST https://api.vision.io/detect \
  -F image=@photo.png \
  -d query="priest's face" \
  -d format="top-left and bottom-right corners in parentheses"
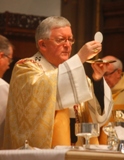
top-left (38, 26), bottom-right (74, 67)
top-left (0, 46), bottom-right (13, 78)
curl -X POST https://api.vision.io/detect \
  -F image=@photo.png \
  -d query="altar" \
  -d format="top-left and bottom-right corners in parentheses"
top-left (0, 146), bottom-right (124, 160)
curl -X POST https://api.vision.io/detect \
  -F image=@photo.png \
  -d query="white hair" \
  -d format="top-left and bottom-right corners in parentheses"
top-left (102, 55), bottom-right (123, 70)
top-left (113, 58), bottom-right (123, 70)
top-left (35, 16), bottom-right (71, 48)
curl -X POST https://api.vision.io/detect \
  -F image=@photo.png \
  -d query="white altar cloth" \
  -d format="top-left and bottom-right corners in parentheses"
top-left (0, 149), bottom-right (68, 160)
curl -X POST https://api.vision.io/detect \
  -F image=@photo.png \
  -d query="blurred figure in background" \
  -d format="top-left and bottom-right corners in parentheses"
top-left (0, 34), bottom-right (13, 149)
top-left (103, 55), bottom-right (123, 89)
top-left (99, 55), bottom-right (124, 144)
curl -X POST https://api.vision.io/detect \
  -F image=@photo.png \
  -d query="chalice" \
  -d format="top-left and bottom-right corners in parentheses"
top-left (75, 123), bottom-right (100, 149)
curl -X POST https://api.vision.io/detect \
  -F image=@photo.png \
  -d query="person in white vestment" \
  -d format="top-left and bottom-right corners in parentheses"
top-left (3, 16), bottom-right (113, 149)
top-left (0, 35), bottom-right (13, 149)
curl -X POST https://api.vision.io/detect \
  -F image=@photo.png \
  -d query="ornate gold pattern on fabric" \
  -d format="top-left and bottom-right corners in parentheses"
top-left (3, 59), bottom-right (58, 149)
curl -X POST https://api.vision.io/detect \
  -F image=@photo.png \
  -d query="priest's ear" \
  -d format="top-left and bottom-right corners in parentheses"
top-left (38, 39), bottom-right (46, 51)
top-left (0, 51), bottom-right (4, 59)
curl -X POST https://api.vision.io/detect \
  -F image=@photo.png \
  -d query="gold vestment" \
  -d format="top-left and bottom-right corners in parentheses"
top-left (3, 59), bottom-right (70, 149)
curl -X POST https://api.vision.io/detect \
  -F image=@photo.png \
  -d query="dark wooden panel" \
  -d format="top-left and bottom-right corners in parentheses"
top-left (0, 12), bottom-right (46, 82)
top-left (102, 0), bottom-right (124, 68)
top-left (0, 12), bottom-right (46, 59)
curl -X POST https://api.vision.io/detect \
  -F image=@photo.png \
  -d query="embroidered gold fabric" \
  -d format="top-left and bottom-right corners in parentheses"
top-left (3, 59), bottom-right (58, 149)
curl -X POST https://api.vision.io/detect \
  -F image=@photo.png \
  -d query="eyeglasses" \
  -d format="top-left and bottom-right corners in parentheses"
top-left (104, 69), bottom-right (117, 77)
top-left (46, 37), bottom-right (75, 45)
top-left (4, 54), bottom-right (13, 64)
